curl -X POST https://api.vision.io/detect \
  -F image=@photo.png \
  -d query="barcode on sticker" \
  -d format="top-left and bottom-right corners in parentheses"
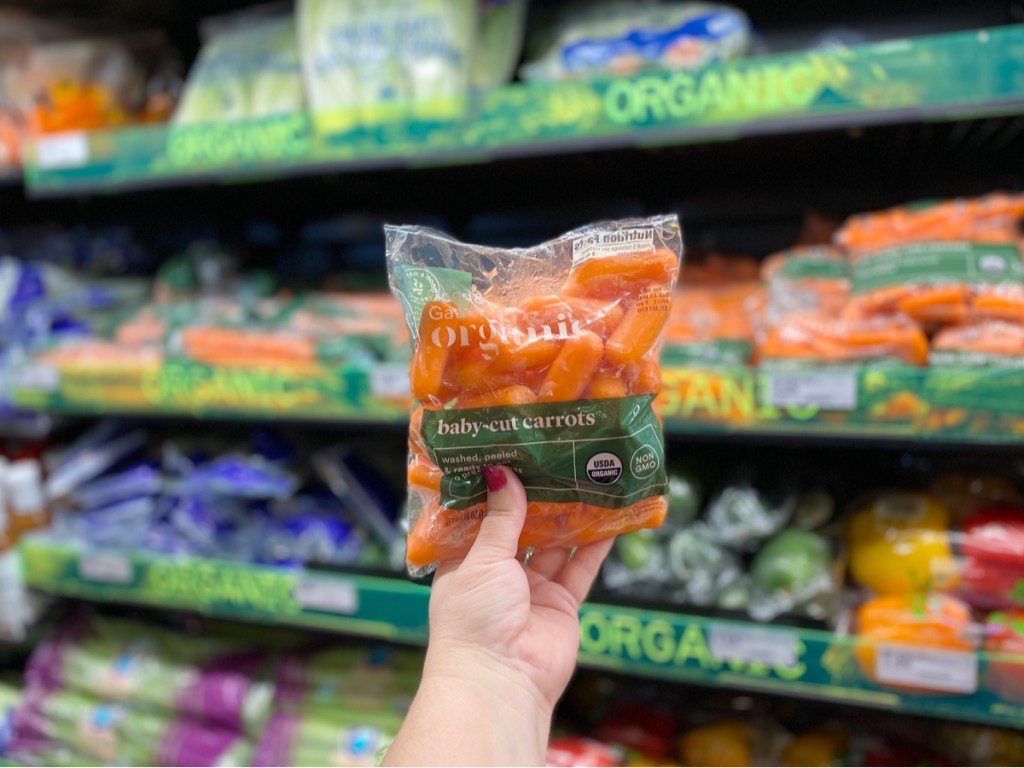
top-left (78, 553), bottom-right (133, 584)
top-left (767, 372), bottom-right (857, 410)
top-left (36, 133), bottom-right (89, 170)
top-left (11, 364), bottom-right (59, 393)
top-left (294, 576), bottom-right (359, 614)
top-left (709, 625), bottom-right (798, 667)
top-left (371, 364), bottom-right (410, 399)
top-left (572, 227), bottom-right (655, 265)
top-left (876, 645), bottom-right (977, 693)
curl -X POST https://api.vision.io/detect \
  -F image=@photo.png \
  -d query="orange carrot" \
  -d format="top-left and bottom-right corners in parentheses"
top-left (605, 286), bottom-right (672, 366)
top-left (538, 331), bottom-right (603, 403)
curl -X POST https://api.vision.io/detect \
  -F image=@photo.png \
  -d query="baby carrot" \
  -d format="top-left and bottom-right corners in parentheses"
top-left (563, 249), bottom-right (679, 300)
top-left (457, 385), bottom-right (537, 409)
top-left (538, 331), bottom-right (603, 403)
top-left (411, 301), bottom-right (457, 402)
top-left (605, 286), bottom-right (672, 366)
top-left (627, 354), bottom-right (662, 396)
top-left (586, 368), bottom-right (629, 399)
top-left (407, 454), bottom-right (442, 493)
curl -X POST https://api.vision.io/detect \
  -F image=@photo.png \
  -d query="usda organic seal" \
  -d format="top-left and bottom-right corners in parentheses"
top-left (586, 452), bottom-right (623, 484)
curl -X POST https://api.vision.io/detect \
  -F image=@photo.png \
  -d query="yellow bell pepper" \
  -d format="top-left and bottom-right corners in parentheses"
top-left (678, 720), bottom-right (753, 767)
top-left (846, 492), bottom-right (959, 594)
top-left (780, 728), bottom-right (849, 767)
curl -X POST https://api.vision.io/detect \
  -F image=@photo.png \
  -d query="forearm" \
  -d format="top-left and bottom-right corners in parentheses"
top-left (383, 655), bottom-right (552, 766)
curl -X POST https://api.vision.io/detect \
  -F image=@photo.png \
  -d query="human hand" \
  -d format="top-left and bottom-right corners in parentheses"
top-left (384, 465), bottom-right (614, 766)
top-left (428, 465), bottom-right (614, 712)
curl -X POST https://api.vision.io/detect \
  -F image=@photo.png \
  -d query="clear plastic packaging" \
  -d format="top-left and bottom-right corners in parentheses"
top-left (520, 2), bottom-right (751, 82)
top-left (386, 215), bottom-right (682, 572)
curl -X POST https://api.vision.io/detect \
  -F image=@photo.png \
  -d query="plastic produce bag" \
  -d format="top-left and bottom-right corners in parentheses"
top-left (520, 2), bottom-right (750, 82)
top-left (761, 246), bottom-right (850, 326)
top-left (298, 0), bottom-right (475, 132)
top-left (11, 688), bottom-right (253, 767)
top-left (471, 0), bottom-right (529, 89)
top-left (836, 194), bottom-right (1024, 329)
top-left (666, 523), bottom-right (742, 605)
top-left (703, 480), bottom-right (794, 550)
top-left (26, 614), bottom-right (274, 734)
top-left (931, 321), bottom-right (1024, 366)
top-left (760, 312), bottom-right (928, 365)
top-left (174, 11), bottom-right (304, 124)
top-left (748, 528), bottom-right (834, 622)
top-left (386, 215), bottom-right (682, 572)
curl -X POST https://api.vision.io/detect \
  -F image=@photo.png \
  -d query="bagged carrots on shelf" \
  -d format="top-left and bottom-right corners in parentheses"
top-left (837, 194), bottom-right (1024, 330)
top-left (760, 313), bottom-right (928, 365)
top-left (931, 321), bottom-right (1024, 366)
top-left (663, 283), bottom-right (763, 366)
top-left (761, 245), bottom-right (850, 325)
top-left (386, 215), bottom-right (682, 572)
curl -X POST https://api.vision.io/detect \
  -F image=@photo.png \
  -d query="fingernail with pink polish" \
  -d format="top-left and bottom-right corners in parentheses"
top-left (483, 465), bottom-right (507, 492)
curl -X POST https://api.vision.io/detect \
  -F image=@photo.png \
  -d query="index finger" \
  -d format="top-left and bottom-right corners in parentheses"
top-left (557, 537), bottom-right (615, 606)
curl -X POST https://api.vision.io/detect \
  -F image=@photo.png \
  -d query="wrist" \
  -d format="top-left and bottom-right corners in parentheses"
top-left (418, 646), bottom-right (553, 762)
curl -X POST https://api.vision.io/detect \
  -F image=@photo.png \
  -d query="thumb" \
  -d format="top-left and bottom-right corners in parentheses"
top-left (467, 465), bottom-right (527, 564)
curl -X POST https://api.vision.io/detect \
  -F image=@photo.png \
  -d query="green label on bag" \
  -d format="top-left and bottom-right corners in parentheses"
top-left (662, 340), bottom-right (752, 367)
top-left (420, 395), bottom-right (666, 510)
top-left (393, 264), bottom-right (472, 335)
top-left (775, 257), bottom-right (849, 280)
top-left (851, 242), bottom-right (1024, 294)
top-left (929, 350), bottom-right (1024, 369)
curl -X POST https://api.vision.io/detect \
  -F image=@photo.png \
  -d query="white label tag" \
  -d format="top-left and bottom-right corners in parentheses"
top-left (767, 372), bottom-right (857, 410)
top-left (371, 364), bottom-right (411, 399)
top-left (572, 227), bottom-right (655, 266)
top-left (35, 133), bottom-right (89, 170)
top-left (876, 645), bottom-right (977, 693)
top-left (78, 553), bottom-right (133, 585)
top-left (294, 576), bottom-right (359, 614)
top-left (11, 363), bottom-right (59, 393)
top-left (709, 624), bottom-right (798, 667)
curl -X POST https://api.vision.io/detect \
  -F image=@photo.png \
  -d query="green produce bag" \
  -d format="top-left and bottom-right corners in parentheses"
top-left (174, 13), bottom-right (305, 124)
top-left (298, 0), bottom-right (475, 132)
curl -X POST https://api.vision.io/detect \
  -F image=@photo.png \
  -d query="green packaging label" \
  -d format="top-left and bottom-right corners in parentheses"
top-left (421, 395), bottom-right (666, 510)
top-left (851, 242), bottom-right (1024, 294)
top-left (662, 339), bottom-right (752, 367)
top-left (929, 350), bottom-right (1024, 369)
top-left (392, 264), bottom-right (472, 335)
top-left (775, 256), bottom-right (849, 280)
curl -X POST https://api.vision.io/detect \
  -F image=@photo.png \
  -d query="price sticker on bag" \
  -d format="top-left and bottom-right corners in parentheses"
top-left (876, 645), bottom-right (977, 693)
top-left (766, 372), bottom-right (857, 411)
top-left (35, 132), bottom-right (89, 170)
top-left (294, 575), bottom-right (359, 615)
top-left (709, 624), bottom-right (798, 668)
top-left (78, 553), bottom-right (133, 585)
top-left (10, 364), bottom-right (59, 393)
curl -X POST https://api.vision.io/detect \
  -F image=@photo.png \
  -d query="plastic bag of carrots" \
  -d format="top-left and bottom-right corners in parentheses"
top-left (386, 215), bottom-right (682, 573)
top-left (760, 313), bottom-right (928, 366)
top-left (931, 321), bottom-right (1024, 366)
top-left (836, 195), bottom-right (1024, 330)
top-left (761, 246), bottom-right (849, 326)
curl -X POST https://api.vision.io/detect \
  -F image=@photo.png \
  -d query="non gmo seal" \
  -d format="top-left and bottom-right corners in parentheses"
top-left (586, 452), bottom-right (623, 484)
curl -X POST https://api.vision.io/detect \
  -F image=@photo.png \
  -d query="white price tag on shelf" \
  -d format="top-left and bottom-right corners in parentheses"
top-left (78, 553), bottom-right (133, 585)
top-left (876, 645), bottom-right (977, 694)
top-left (371, 364), bottom-right (410, 399)
top-left (294, 576), bottom-right (359, 615)
top-left (766, 372), bottom-right (857, 411)
top-left (35, 132), bottom-right (89, 170)
top-left (10, 363), bottom-right (59, 393)
top-left (709, 624), bottom-right (798, 667)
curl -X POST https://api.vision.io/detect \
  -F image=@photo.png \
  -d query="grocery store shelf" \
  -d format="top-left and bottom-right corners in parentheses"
top-left (20, 537), bottom-right (1024, 728)
top-left (12, 358), bottom-right (1024, 446)
top-left (23, 25), bottom-right (1024, 197)
top-left (8, 357), bottom-right (411, 425)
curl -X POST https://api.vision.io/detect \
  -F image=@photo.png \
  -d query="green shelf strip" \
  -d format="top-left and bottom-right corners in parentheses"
top-left (20, 539), bottom-right (1024, 728)
top-left (23, 25), bottom-right (1024, 195)
top-left (13, 358), bottom-right (1024, 445)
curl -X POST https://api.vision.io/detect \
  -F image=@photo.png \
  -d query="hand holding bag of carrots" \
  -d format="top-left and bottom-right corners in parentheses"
top-left (386, 215), bottom-right (683, 573)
